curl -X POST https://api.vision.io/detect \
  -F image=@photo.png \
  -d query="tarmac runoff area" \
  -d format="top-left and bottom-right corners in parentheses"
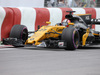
top-left (0, 45), bottom-right (100, 75)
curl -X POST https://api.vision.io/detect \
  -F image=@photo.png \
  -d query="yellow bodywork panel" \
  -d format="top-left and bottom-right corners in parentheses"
top-left (26, 26), bottom-right (66, 45)
top-left (68, 23), bottom-right (74, 25)
top-left (93, 33), bottom-right (99, 36)
top-left (82, 28), bottom-right (90, 46)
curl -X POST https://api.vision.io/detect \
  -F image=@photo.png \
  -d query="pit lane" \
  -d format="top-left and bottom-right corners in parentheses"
top-left (0, 45), bottom-right (100, 75)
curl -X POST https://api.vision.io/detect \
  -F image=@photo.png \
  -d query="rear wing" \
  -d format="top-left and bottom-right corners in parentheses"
top-left (78, 14), bottom-right (91, 24)
top-left (78, 14), bottom-right (100, 25)
top-left (91, 19), bottom-right (100, 24)
top-left (65, 11), bottom-right (100, 25)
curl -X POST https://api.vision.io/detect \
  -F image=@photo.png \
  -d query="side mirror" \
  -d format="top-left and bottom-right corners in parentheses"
top-left (46, 21), bottom-right (51, 24)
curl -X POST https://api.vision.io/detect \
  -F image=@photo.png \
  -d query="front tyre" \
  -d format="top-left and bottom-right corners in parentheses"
top-left (62, 27), bottom-right (80, 50)
top-left (9, 25), bottom-right (28, 47)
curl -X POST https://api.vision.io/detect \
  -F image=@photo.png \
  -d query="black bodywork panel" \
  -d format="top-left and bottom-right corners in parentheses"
top-left (3, 38), bottom-right (24, 47)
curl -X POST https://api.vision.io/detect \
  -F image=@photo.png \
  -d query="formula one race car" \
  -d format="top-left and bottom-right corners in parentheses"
top-left (3, 11), bottom-right (100, 50)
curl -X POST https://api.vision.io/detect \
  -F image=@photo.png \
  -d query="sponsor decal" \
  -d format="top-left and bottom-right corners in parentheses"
top-left (30, 38), bottom-right (34, 40)
top-left (85, 16), bottom-right (90, 20)
top-left (58, 42), bottom-right (64, 46)
top-left (39, 28), bottom-right (47, 31)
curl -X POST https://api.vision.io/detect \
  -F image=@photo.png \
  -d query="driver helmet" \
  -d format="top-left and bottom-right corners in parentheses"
top-left (62, 19), bottom-right (71, 26)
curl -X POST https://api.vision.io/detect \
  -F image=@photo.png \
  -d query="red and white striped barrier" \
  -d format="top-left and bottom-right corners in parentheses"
top-left (0, 7), bottom-right (100, 41)
top-left (0, 7), bottom-right (6, 41)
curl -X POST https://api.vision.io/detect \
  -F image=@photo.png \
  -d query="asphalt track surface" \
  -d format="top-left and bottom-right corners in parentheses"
top-left (0, 45), bottom-right (100, 75)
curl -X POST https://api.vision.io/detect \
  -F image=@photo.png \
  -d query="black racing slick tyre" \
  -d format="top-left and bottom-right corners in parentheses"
top-left (62, 27), bottom-right (80, 50)
top-left (10, 25), bottom-right (28, 46)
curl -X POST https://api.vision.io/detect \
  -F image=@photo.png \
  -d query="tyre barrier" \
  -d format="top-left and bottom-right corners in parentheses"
top-left (0, 7), bottom-right (100, 41)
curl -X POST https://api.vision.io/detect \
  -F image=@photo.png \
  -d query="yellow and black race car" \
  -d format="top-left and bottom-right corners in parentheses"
top-left (3, 11), bottom-right (100, 50)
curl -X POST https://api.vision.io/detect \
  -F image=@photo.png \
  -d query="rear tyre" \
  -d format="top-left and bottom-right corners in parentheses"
top-left (10, 25), bottom-right (28, 47)
top-left (62, 27), bottom-right (80, 50)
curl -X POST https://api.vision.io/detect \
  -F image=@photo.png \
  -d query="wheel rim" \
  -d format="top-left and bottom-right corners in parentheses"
top-left (73, 30), bottom-right (79, 48)
top-left (21, 27), bottom-right (28, 44)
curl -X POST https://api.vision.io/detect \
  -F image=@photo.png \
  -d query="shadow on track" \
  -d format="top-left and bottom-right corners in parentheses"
top-left (10, 46), bottom-right (100, 51)
top-left (19, 47), bottom-right (67, 51)
top-left (4, 45), bottom-right (100, 51)
top-left (78, 46), bottom-right (100, 50)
